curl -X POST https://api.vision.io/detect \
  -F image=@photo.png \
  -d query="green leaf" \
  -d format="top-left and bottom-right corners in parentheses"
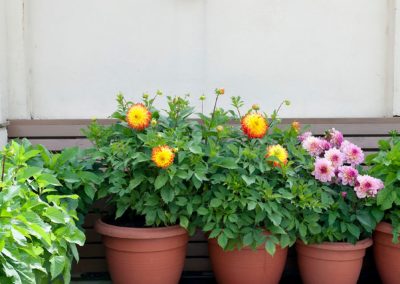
top-left (154, 173), bottom-right (169, 190)
top-left (280, 234), bottom-right (291, 248)
top-left (265, 239), bottom-right (276, 256)
top-left (189, 145), bottom-right (203, 155)
top-left (198, 207), bottom-right (208, 215)
top-left (180, 216), bottom-right (189, 229)
top-left (213, 157), bottom-right (239, 169)
top-left (17, 166), bottom-right (42, 181)
top-left (161, 187), bottom-right (175, 203)
top-left (217, 233), bottom-right (228, 248)
top-left (50, 255), bottom-right (66, 279)
top-left (210, 198), bottom-right (222, 208)
top-left (44, 207), bottom-right (67, 224)
top-left (37, 173), bottom-right (62, 186)
top-left (241, 175), bottom-right (256, 186)
top-left (347, 223), bottom-right (361, 239)
top-left (243, 232), bottom-right (253, 246)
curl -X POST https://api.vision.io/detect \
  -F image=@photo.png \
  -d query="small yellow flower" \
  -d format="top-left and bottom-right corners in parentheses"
top-left (151, 145), bottom-right (175, 169)
top-left (240, 113), bottom-right (268, 139)
top-left (265, 145), bottom-right (288, 167)
top-left (291, 121), bottom-right (300, 132)
top-left (216, 125), bottom-right (224, 132)
top-left (126, 103), bottom-right (151, 131)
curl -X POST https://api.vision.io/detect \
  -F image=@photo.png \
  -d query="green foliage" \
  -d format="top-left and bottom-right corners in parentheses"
top-left (84, 93), bottom-right (205, 234)
top-left (195, 93), bottom-right (320, 254)
top-left (367, 133), bottom-right (400, 242)
top-left (0, 140), bottom-right (86, 283)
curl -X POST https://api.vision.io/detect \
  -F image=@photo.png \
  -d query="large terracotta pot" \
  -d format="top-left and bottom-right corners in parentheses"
top-left (208, 237), bottom-right (288, 284)
top-left (296, 239), bottom-right (372, 284)
top-left (373, 222), bottom-right (400, 284)
top-left (95, 218), bottom-right (188, 284)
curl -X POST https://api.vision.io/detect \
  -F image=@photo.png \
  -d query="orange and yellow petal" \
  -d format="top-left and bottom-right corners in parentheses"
top-left (292, 121), bottom-right (300, 132)
top-left (265, 145), bottom-right (288, 167)
top-left (240, 113), bottom-right (268, 139)
top-left (151, 145), bottom-right (175, 169)
top-left (126, 103), bottom-right (151, 131)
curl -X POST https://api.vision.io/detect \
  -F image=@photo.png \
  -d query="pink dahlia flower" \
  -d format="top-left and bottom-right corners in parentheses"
top-left (302, 136), bottom-right (325, 156)
top-left (326, 128), bottom-right (344, 148)
top-left (298, 131), bottom-right (312, 142)
top-left (338, 166), bottom-right (358, 186)
top-left (342, 142), bottom-right (364, 166)
top-left (354, 175), bottom-right (384, 198)
top-left (324, 148), bottom-right (345, 168)
top-left (312, 158), bottom-right (336, 183)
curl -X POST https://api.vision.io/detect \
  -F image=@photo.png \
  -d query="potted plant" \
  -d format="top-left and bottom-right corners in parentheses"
top-left (0, 140), bottom-right (86, 283)
top-left (366, 132), bottom-right (400, 284)
top-left (195, 92), bottom-right (307, 284)
top-left (295, 129), bottom-right (384, 284)
top-left (85, 92), bottom-right (205, 284)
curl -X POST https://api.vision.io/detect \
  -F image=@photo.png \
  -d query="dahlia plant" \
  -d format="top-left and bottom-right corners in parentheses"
top-left (85, 92), bottom-right (206, 234)
top-left (366, 132), bottom-right (400, 242)
top-left (296, 129), bottom-right (384, 244)
top-left (195, 90), bottom-right (320, 255)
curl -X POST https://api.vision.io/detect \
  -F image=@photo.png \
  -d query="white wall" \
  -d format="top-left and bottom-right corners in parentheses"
top-left (0, 0), bottom-right (8, 146)
top-left (4, 0), bottom-right (399, 118)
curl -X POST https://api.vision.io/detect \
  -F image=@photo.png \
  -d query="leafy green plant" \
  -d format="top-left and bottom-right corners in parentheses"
top-left (366, 132), bottom-right (400, 242)
top-left (294, 129), bottom-right (383, 244)
top-left (84, 92), bottom-right (206, 234)
top-left (0, 140), bottom-right (86, 283)
top-left (195, 91), bottom-right (319, 255)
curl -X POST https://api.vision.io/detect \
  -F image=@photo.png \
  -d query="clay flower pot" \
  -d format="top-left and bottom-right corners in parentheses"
top-left (296, 239), bottom-right (372, 284)
top-left (373, 222), bottom-right (400, 284)
top-left (208, 238), bottom-right (288, 284)
top-left (95, 218), bottom-right (188, 284)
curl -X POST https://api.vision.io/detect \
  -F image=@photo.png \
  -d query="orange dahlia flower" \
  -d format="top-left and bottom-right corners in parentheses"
top-left (240, 113), bottom-right (268, 139)
top-left (265, 145), bottom-right (288, 167)
top-left (151, 145), bottom-right (175, 169)
top-left (126, 103), bottom-right (151, 130)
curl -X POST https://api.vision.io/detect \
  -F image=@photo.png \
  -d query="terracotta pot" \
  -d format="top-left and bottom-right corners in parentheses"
top-left (208, 237), bottom-right (288, 284)
top-left (296, 239), bottom-right (372, 284)
top-left (95, 218), bottom-right (188, 284)
top-left (373, 222), bottom-right (400, 284)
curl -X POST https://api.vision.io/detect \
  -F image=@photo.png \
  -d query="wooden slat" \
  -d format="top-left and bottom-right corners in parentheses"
top-left (7, 118), bottom-right (400, 138)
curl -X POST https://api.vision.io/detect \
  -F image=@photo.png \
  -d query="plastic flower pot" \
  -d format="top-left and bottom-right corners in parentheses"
top-left (296, 239), bottom-right (372, 284)
top-left (95, 218), bottom-right (188, 284)
top-left (373, 222), bottom-right (400, 284)
top-left (208, 237), bottom-right (288, 284)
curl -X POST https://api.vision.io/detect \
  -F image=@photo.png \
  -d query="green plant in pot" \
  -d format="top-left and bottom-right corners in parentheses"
top-left (294, 129), bottom-right (384, 284)
top-left (366, 132), bottom-right (400, 284)
top-left (195, 92), bottom-right (310, 284)
top-left (0, 140), bottom-right (86, 284)
top-left (85, 92), bottom-right (206, 284)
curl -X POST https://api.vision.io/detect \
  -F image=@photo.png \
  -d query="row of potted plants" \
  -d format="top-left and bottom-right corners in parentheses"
top-left (82, 90), bottom-right (400, 284)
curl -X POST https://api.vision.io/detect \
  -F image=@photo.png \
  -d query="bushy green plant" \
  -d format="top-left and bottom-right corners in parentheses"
top-left (195, 91), bottom-right (321, 254)
top-left (366, 132), bottom-right (400, 242)
top-left (294, 129), bottom-right (383, 244)
top-left (84, 92), bottom-right (206, 234)
top-left (0, 140), bottom-right (86, 283)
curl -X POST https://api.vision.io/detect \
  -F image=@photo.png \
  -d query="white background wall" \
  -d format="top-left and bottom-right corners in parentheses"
top-left (2, 0), bottom-right (399, 119)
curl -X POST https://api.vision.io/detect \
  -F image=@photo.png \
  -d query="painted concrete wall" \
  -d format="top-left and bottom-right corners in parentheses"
top-left (0, 0), bottom-right (8, 146)
top-left (4, 1), bottom-right (400, 119)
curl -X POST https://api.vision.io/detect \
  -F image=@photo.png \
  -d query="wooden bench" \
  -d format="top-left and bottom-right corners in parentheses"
top-left (8, 118), bottom-right (400, 283)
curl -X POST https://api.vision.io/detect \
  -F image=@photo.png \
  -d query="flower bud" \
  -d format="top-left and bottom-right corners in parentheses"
top-left (173, 147), bottom-right (179, 153)
top-left (142, 93), bottom-right (149, 99)
top-left (291, 121), bottom-right (300, 132)
top-left (151, 119), bottom-right (157, 127)
top-left (199, 95), bottom-right (206, 101)
top-left (157, 133), bottom-right (163, 138)
top-left (215, 88), bottom-right (225, 95)
top-left (156, 90), bottom-right (163, 96)
top-left (252, 104), bottom-right (260, 111)
top-left (284, 100), bottom-right (291, 106)
top-left (341, 191), bottom-right (347, 198)
top-left (216, 125), bottom-right (224, 132)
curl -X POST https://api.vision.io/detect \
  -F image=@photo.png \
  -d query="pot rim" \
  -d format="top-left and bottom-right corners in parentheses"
top-left (95, 218), bottom-right (187, 239)
top-left (296, 238), bottom-right (372, 251)
top-left (375, 221), bottom-right (393, 235)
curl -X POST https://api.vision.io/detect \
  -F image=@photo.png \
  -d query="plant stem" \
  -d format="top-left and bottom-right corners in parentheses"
top-left (1, 155), bottom-right (5, 183)
top-left (268, 101), bottom-right (285, 128)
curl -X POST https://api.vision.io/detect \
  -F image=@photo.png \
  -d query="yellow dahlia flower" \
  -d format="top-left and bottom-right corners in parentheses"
top-left (126, 103), bottom-right (151, 131)
top-left (240, 113), bottom-right (268, 139)
top-left (151, 145), bottom-right (175, 169)
top-left (266, 145), bottom-right (288, 167)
